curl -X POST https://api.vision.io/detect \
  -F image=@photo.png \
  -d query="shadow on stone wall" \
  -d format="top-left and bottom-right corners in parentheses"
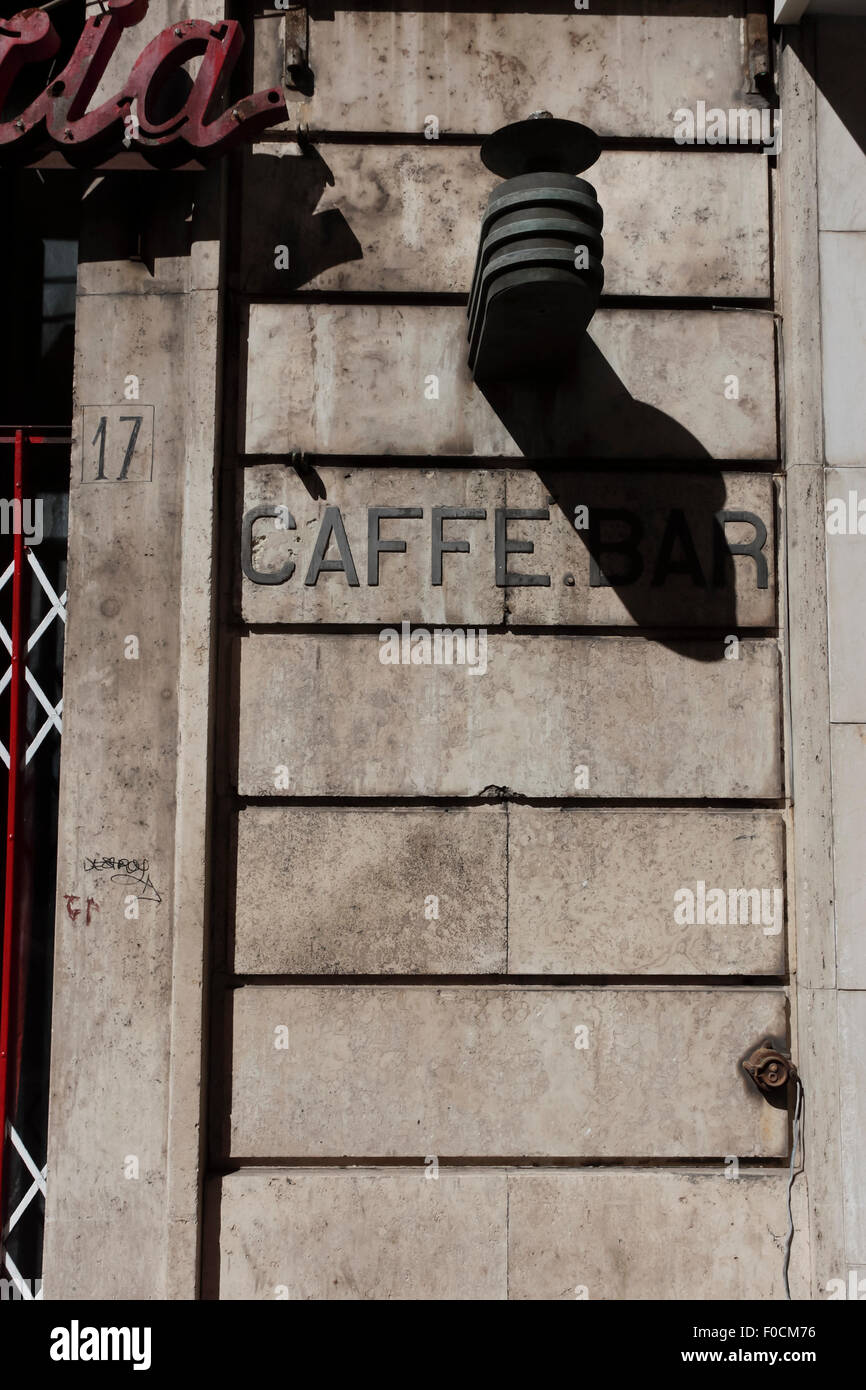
top-left (801, 18), bottom-right (866, 160)
top-left (74, 145), bottom-right (766, 665)
top-left (76, 170), bottom-right (217, 274)
top-left (478, 339), bottom-right (748, 657)
top-left (239, 147), bottom-right (362, 294)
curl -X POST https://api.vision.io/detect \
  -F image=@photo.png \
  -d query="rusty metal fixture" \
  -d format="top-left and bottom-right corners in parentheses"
top-left (742, 1039), bottom-right (797, 1098)
top-left (468, 115), bottom-right (604, 381)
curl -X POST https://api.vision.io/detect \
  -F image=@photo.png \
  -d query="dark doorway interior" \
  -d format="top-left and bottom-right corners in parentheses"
top-left (0, 160), bottom-right (82, 1296)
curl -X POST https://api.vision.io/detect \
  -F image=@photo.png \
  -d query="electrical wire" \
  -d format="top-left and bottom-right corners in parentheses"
top-left (783, 1075), bottom-right (804, 1300)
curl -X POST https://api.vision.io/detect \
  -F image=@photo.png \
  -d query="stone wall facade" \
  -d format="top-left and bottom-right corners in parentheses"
top-left (40, 3), bottom-right (856, 1300)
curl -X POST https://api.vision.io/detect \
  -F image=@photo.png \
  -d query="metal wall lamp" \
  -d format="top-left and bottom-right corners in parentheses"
top-left (468, 112), bottom-right (604, 382)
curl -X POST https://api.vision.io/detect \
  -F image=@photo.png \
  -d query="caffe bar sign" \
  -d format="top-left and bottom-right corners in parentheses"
top-left (0, 0), bottom-right (286, 164)
top-left (237, 469), bottom-right (778, 630)
top-left (242, 500), bottom-right (770, 590)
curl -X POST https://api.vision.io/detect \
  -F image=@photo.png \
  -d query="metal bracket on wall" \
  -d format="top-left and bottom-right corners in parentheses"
top-left (746, 11), bottom-right (773, 100)
top-left (283, 6), bottom-right (312, 97)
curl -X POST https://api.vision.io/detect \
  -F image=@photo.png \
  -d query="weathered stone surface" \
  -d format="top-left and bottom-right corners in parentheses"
top-left (234, 806), bottom-right (507, 974)
top-left (244, 305), bottom-right (777, 460)
top-left (218, 1170), bottom-right (507, 1299)
top-left (826, 469), bottom-right (866, 724)
top-left (830, 724), bottom-right (866, 990)
top-left (776, 36), bottom-right (846, 1298)
top-left (43, 273), bottom-right (221, 1297)
top-left (233, 806), bottom-right (785, 977)
top-left (239, 467), bottom-right (776, 628)
top-left (508, 808), bottom-right (786, 976)
top-left (838, 990), bottom-right (866, 1264)
top-left (218, 1167), bottom-right (807, 1300)
top-left (507, 1170), bottom-right (809, 1300)
top-left (238, 634), bottom-right (782, 798)
top-left (252, 7), bottom-right (753, 139)
top-left (820, 232), bottom-right (866, 466)
top-left (229, 986), bottom-right (788, 1157)
top-left (240, 145), bottom-right (770, 298)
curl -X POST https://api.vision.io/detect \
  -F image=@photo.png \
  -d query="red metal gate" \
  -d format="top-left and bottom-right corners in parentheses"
top-left (0, 426), bottom-right (68, 1299)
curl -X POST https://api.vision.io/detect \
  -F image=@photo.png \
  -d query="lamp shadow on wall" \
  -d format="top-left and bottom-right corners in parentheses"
top-left (478, 337), bottom-right (751, 661)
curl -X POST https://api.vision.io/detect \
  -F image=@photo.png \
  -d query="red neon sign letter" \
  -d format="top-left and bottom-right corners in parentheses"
top-left (0, 0), bottom-right (286, 162)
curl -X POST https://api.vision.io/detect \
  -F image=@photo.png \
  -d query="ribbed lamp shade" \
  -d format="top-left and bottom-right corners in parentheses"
top-left (468, 116), bottom-right (604, 381)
